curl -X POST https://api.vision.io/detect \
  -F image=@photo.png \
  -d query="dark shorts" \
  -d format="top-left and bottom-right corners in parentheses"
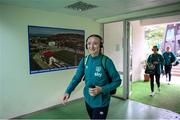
top-left (85, 102), bottom-right (109, 119)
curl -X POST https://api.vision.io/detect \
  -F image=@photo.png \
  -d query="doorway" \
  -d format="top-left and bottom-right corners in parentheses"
top-left (128, 15), bottom-right (180, 113)
top-left (103, 14), bottom-right (180, 100)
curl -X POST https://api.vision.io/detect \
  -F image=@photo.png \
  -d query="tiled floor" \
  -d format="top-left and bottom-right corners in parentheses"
top-left (18, 97), bottom-right (180, 119)
top-left (109, 98), bottom-right (180, 119)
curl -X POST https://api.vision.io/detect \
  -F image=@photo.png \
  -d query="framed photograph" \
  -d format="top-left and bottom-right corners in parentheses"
top-left (28, 25), bottom-right (85, 74)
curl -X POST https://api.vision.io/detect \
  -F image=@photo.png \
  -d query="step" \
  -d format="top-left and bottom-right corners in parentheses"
top-left (172, 72), bottom-right (180, 75)
top-left (172, 71), bottom-right (180, 76)
top-left (172, 68), bottom-right (180, 71)
top-left (171, 71), bottom-right (180, 73)
top-left (172, 69), bottom-right (180, 72)
top-left (172, 73), bottom-right (180, 77)
top-left (172, 65), bottom-right (180, 68)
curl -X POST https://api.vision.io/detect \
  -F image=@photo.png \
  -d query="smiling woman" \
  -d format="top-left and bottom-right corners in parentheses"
top-left (62, 34), bottom-right (122, 119)
top-left (86, 34), bottom-right (103, 56)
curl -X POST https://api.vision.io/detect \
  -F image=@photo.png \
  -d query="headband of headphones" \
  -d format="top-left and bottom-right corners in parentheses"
top-left (152, 45), bottom-right (159, 51)
top-left (85, 34), bottom-right (103, 49)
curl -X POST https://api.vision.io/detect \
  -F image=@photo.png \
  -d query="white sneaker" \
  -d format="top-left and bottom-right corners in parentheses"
top-left (150, 92), bottom-right (155, 96)
top-left (166, 76), bottom-right (168, 82)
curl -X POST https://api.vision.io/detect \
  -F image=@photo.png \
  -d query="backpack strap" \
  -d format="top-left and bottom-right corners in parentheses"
top-left (101, 55), bottom-right (112, 82)
top-left (147, 54), bottom-right (152, 64)
top-left (101, 55), bottom-right (108, 71)
top-left (150, 54), bottom-right (153, 63)
top-left (84, 55), bottom-right (89, 66)
top-left (101, 55), bottom-right (116, 95)
top-left (170, 52), bottom-right (176, 63)
top-left (82, 55), bottom-right (89, 81)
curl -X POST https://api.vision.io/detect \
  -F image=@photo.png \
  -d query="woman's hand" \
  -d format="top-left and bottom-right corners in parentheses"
top-left (89, 86), bottom-right (102, 96)
top-left (62, 93), bottom-right (70, 105)
top-left (153, 61), bottom-right (159, 64)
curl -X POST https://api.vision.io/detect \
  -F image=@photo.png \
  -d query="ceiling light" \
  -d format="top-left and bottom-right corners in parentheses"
top-left (65, 1), bottom-right (98, 12)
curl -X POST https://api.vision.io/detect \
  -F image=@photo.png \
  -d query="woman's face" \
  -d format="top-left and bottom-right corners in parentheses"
top-left (87, 36), bottom-right (101, 56)
top-left (166, 47), bottom-right (170, 52)
top-left (152, 46), bottom-right (158, 53)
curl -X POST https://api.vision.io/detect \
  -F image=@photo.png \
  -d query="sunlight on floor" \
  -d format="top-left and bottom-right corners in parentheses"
top-left (160, 75), bottom-right (180, 84)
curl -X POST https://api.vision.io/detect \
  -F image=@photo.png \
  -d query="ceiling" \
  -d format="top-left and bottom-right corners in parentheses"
top-left (1, 0), bottom-right (180, 20)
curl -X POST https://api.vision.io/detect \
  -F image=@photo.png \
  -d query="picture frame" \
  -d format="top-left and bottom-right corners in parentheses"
top-left (28, 25), bottom-right (85, 74)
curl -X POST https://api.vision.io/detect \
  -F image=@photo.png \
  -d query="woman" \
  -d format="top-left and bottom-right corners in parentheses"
top-left (163, 46), bottom-right (176, 84)
top-left (62, 34), bottom-right (121, 119)
top-left (147, 45), bottom-right (164, 96)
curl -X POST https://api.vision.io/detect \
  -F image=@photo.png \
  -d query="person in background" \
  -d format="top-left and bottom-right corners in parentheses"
top-left (62, 34), bottom-right (121, 119)
top-left (147, 45), bottom-right (164, 96)
top-left (163, 46), bottom-right (176, 84)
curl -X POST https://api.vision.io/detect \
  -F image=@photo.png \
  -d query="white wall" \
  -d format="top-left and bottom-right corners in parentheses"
top-left (0, 8), bottom-right (3, 117)
top-left (131, 21), bottom-right (147, 81)
top-left (0, 4), bottom-right (101, 118)
top-left (104, 22), bottom-right (124, 72)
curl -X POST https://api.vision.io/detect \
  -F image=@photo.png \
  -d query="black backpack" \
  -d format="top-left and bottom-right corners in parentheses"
top-left (170, 52), bottom-right (176, 63)
top-left (84, 55), bottom-right (116, 95)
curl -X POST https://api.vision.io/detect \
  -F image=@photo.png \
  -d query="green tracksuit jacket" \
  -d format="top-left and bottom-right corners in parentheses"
top-left (147, 53), bottom-right (164, 74)
top-left (65, 54), bottom-right (121, 108)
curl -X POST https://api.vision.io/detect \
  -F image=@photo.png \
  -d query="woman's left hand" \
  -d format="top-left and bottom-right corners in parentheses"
top-left (153, 61), bottom-right (159, 64)
top-left (89, 86), bottom-right (102, 96)
top-left (95, 86), bottom-right (102, 95)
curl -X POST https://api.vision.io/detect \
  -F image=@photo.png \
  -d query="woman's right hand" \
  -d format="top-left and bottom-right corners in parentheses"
top-left (62, 93), bottom-right (70, 105)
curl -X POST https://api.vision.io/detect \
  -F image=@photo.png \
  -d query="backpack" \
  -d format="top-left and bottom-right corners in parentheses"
top-left (145, 55), bottom-right (155, 74)
top-left (170, 52), bottom-right (176, 63)
top-left (145, 62), bottom-right (155, 74)
top-left (84, 55), bottom-right (116, 95)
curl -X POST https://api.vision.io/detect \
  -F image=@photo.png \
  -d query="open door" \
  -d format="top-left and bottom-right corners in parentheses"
top-left (104, 21), bottom-right (125, 99)
top-left (104, 20), bottom-right (132, 99)
top-left (129, 22), bottom-right (133, 96)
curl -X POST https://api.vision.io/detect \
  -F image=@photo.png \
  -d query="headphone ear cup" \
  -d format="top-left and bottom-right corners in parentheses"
top-left (85, 38), bottom-right (88, 49)
top-left (85, 44), bottom-right (88, 49)
top-left (100, 41), bottom-right (103, 48)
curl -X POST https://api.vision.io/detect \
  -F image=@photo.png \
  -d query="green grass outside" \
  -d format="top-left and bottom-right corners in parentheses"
top-left (128, 81), bottom-right (180, 113)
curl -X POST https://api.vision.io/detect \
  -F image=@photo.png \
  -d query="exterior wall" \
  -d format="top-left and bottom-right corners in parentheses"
top-left (131, 21), bottom-right (147, 81)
